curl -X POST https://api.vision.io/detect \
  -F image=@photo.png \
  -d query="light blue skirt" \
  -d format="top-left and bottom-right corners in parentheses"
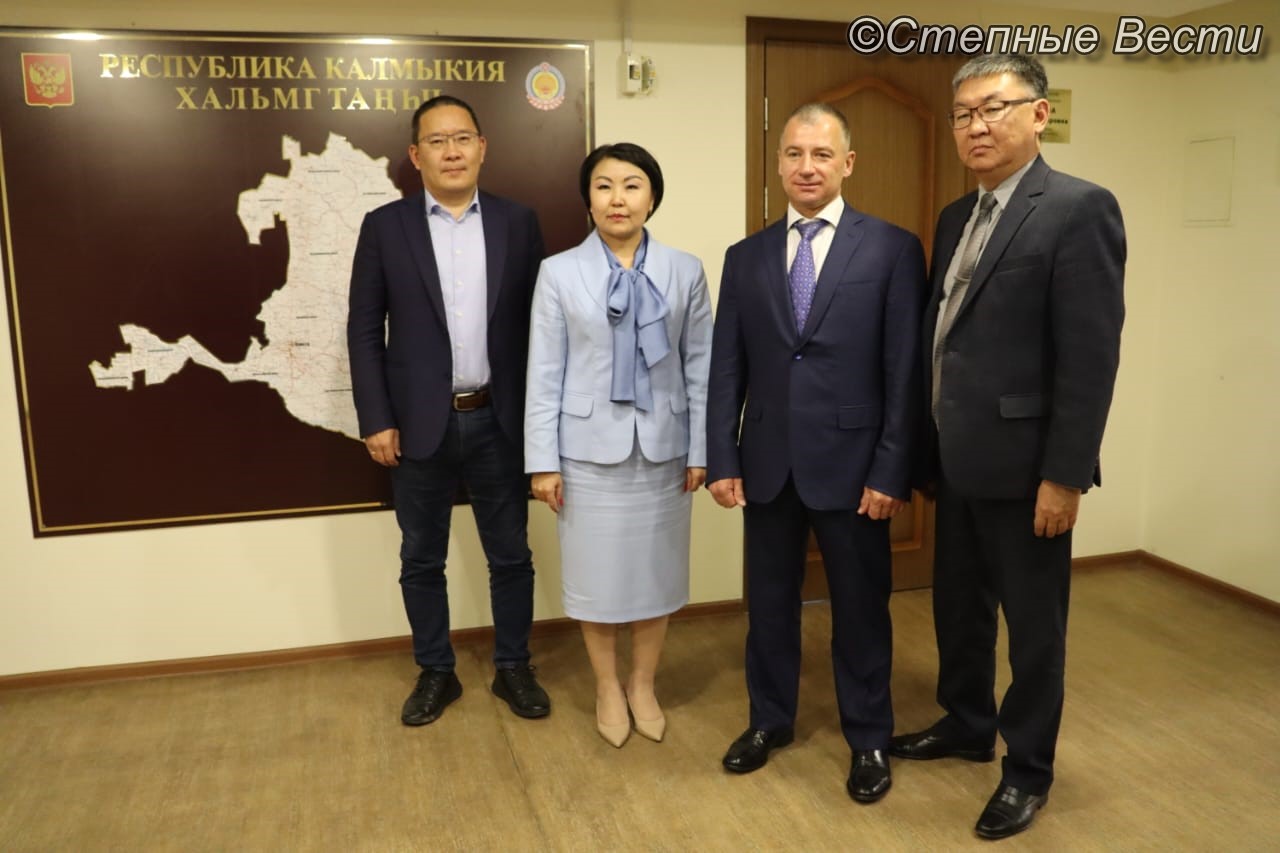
top-left (558, 443), bottom-right (691, 623)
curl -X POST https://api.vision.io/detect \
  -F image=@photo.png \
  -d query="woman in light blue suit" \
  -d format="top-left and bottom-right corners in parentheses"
top-left (525, 143), bottom-right (712, 748)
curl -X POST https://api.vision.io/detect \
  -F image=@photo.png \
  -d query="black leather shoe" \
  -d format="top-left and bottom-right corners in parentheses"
top-left (975, 783), bottom-right (1047, 840)
top-left (722, 727), bottom-right (794, 773)
top-left (401, 670), bottom-right (462, 726)
top-left (846, 749), bottom-right (892, 803)
top-left (889, 721), bottom-right (995, 762)
top-left (492, 664), bottom-right (551, 718)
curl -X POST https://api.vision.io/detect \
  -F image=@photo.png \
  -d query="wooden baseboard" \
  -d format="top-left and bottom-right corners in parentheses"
top-left (1134, 551), bottom-right (1280, 617)
top-left (0, 599), bottom-right (745, 693)
top-left (0, 637), bottom-right (412, 693)
top-left (6, 551), bottom-right (1274, 692)
top-left (1071, 550), bottom-right (1145, 570)
top-left (1072, 549), bottom-right (1278, 615)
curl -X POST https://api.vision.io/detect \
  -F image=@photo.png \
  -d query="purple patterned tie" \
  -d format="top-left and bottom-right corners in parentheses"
top-left (789, 219), bottom-right (825, 332)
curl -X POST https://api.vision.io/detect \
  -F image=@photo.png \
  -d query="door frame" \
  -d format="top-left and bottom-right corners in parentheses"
top-left (746, 17), bottom-right (863, 233)
top-left (744, 16), bottom-right (946, 597)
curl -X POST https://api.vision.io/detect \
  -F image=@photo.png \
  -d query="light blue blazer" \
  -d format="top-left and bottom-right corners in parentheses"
top-left (525, 231), bottom-right (713, 472)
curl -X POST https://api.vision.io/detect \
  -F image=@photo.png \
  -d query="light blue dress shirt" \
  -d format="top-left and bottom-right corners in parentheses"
top-left (425, 190), bottom-right (489, 392)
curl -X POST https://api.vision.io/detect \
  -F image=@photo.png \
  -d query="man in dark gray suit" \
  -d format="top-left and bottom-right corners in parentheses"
top-left (890, 54), bottom-right (1125, 840)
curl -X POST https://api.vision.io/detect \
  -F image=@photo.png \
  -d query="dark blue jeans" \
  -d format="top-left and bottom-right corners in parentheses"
top-left (390, 406), bottom-right (534, 671)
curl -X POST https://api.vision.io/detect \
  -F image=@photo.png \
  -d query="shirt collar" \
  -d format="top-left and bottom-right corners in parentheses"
top-left (424, 189), bottom-right (481, 221)
top-left (983, 158), bottom-right (1036, 213)
top-left (786, 195), bottom-right (845, 231)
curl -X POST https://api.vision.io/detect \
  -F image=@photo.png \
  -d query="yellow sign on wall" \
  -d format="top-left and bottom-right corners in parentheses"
top-left (1044, 88), bottom-right (1071, 144)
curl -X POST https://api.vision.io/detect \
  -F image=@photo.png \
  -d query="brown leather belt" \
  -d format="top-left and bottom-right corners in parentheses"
top-left (451, 387), bottom-right (491, 412)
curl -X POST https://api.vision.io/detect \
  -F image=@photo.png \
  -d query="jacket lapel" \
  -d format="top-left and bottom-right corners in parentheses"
top-left (923, 195), bottom-right (972, 334)
top-left (480, 191), bottom-right (507, 321)
top-left (954, 156), bottom-right (1048, 322)
top-left (799, 204), bottom-right (864, 343)
top-left (398, 194), bottom-right (447, 326)
top-left (573, 232), bottom-right (612, 311)
top-left (758, 219), bottom-right (794, 340)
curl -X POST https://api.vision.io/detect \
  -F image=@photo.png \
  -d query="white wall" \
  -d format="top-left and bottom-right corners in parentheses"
top-left (1140, 0), bottom-right (1280, 601)
top-left (1, 0), bottom-right (1274, 676)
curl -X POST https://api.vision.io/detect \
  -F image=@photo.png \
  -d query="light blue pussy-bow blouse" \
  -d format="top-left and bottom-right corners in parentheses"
top-left (601, 230), bottom-right (670, 412)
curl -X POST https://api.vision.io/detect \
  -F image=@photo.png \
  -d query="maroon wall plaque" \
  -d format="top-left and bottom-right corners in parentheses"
top-left (0, 28), bottom-right (593, 534)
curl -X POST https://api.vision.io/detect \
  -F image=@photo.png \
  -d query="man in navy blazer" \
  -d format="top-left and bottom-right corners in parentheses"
top-left (890, 54), bottom-right (1124, 841)
top-left (347, 95), bottom-right (551, 727)
top-left (707, 102), bottom-right (926, 803)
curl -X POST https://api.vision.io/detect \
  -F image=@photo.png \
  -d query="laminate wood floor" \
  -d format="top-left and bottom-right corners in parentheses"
top-left (2, 561), bottom-right (1277, 851)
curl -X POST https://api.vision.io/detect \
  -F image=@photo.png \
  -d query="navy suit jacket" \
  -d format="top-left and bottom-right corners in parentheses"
top-left (347, 190), bottom-right (545, 459)
top-left (707, 203), bottom-right (927, 510)
top-left (923, 156), bottom-right (1125, 499)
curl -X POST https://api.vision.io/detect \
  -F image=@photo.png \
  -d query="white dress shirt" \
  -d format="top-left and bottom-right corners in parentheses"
top-left (425, 189), bottom-right (489, 392)
top-left (785, 195), bottom-right (846, 279)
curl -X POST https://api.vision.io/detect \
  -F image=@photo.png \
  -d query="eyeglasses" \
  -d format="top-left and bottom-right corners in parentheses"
top-left (416, 131), bottom-right (480, 150)
top-left (947, 98), bottom-right (1037, 130)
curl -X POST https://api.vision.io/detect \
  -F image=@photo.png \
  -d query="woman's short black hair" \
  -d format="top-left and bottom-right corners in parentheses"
top-left (579, 142), bottom-right (664, 220)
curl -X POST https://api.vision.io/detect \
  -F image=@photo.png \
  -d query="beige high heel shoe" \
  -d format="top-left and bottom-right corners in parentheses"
top-left (626, 693), bottom-right (667, 743)
top-left (596, 701), bottom-right (631, 748)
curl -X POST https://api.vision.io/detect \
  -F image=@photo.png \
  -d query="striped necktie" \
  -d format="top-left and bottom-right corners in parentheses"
top-left (932, 192), bottom-right (997, 422)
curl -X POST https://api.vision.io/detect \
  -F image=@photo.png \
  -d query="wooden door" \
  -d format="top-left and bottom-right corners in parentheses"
top-left (746, 18), bottom-right (972, 595)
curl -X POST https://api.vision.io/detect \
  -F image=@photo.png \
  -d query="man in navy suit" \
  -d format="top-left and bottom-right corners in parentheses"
top-left (347, 95), bottom-right (551, 727)
top-left (706, 102), bottom-right (926, 803)
top-left (890, 54), bottom-right (1124, 840)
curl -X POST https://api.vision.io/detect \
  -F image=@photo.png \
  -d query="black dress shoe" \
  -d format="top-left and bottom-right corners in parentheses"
top-left (492, 664), bottom-right (551, 718)
top-left (846, 749), bottom-right (892, 803)
top-left (401, 670), bottom-right (462, 726)
top-left (722, 727), bottom-right (794, 773)
top-left (975, 783), bottom-right (1047, 840)
top-left (889, 721), bottom-right (995, 762)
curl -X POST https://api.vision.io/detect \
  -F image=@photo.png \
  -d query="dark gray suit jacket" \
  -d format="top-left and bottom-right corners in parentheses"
top-left (923, 156), bottom-right (1125, 499)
